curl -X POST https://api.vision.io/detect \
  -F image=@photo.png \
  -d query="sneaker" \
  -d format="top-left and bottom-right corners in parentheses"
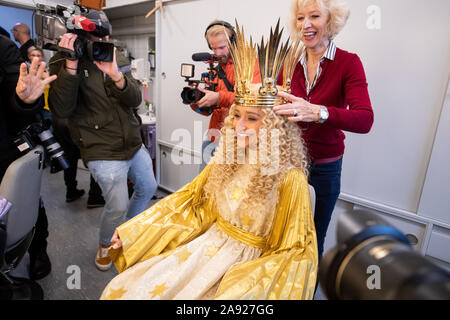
top-left (66, 188), bottom-right (85, 202)
top-left (95, 245), bottom-right (112, 271)
top-left (87, 196), bottom-right (105, 209)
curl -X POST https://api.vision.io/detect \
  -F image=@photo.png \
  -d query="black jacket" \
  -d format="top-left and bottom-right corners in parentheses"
top-left (0, 35), bottom-right (43, 180)
top-left (19, 38), bottom-right (35, 61)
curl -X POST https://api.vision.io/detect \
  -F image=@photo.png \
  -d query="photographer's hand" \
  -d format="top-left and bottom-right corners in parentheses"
top-left (16, 57), bottom-right (57, 104)
top-left (94, 48), bottom-right (125, 89)
top-left (196, 87), bottom-right (219, 108)
top-left (58, 33), bottom-right (79, 74)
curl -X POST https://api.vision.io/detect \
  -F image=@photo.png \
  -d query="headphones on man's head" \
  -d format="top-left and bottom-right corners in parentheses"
top-left (204, 20), bottom-right (236, 49)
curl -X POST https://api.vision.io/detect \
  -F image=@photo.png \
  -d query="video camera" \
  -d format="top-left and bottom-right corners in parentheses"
top-left (13, 119), bottom-right (69, 174)
top-left (34, 1), bottom-right (114, 62)
top-left (319, 208), bottom-right (450, 300)
top-left (180, 52), bottom-right (220, 111)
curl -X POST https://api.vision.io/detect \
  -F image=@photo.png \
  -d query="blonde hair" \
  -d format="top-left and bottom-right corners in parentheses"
top-left (289, 0), bottom-right (350, 40)
top-left (203, 104), bottom-right (309, 209)
top-left (205, 22), bottom-right (234, 43)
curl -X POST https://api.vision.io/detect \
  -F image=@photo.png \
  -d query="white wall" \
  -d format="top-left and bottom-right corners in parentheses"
top-left (338, 0), bottom-right (450, 215)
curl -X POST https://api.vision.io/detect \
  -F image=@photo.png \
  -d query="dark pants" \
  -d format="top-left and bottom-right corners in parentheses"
top-left (308, 157), bottom-right (343, 260)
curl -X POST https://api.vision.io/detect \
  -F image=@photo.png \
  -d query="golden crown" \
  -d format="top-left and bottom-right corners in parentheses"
top-left (226, 19), bottom-right (303, 107)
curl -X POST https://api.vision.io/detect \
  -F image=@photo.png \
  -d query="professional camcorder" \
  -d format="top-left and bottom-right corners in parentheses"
top-left (34, 1), bottom-right (114, 61)
top-left (13, 119), bottom-right (69, 173)
top-left (319, 208), bottom-right (450, 300)
top-left (180, 52), bottom-right (220, 110)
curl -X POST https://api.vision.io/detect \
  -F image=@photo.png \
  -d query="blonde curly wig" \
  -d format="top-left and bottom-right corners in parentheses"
top-left (203, 103), bottom-right (309, 207)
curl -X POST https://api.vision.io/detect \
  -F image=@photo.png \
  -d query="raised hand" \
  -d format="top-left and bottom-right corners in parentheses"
top-left (16, 57), bottom-right (57, 104)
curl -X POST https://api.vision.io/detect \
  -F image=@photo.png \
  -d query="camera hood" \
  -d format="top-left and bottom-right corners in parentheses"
top-left (82, 9), bottom-right (112, 38)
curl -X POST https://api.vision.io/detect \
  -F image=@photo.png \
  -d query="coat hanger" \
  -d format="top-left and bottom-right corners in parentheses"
top-left (145, 1), bottom-right (165, 19)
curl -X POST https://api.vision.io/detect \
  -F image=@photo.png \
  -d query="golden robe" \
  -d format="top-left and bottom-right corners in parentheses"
top-left (101, 165), bottom-right (318, 300)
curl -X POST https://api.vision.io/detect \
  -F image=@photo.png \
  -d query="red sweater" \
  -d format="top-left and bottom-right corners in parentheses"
top-left (289, 47), bottom-right (374, 160)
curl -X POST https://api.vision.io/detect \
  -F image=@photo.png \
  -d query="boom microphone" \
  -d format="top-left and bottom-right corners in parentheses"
top-left (192, 52), bottom-right (219, 62)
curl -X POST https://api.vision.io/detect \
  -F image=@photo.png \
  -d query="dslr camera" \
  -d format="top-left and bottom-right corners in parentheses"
top-left (34, 1), bottom-right (114, 62)
top-left (180, 52), bottom-right (220, 111)
top-left (14, 119), bottom-right (69, 173)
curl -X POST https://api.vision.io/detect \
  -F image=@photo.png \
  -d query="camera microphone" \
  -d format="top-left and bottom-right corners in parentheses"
top-left (192, 52), bottom-right (219, 62)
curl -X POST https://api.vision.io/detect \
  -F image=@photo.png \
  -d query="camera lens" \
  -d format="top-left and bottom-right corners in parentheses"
top-left (37, 130), bottom-right (69, 170)
top-left (181, 87), bottom-right (205, 104)
top-left (319, 209), bottom-right (450, 300)
top-left (90, 41), bottom-right (114, 62)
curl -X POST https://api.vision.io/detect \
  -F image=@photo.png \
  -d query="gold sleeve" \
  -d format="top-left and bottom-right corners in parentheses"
top-left (109, 165), bottom-right (217, 273)
top-left (214, 168), bottom-right (318, 300)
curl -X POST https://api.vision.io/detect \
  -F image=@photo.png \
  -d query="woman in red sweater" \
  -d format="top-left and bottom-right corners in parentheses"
top-left (273, 0), bottom-right (374, 259)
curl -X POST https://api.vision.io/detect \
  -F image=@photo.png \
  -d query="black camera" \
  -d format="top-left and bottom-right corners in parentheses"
top-left (180, 53), bottom-right (219, 110)
top-left (34, 1), bottom-right (114, 62)
top-left (14, 119), bottom-right (69, 173)
top-left (319, 208), bottom-right (450, 300)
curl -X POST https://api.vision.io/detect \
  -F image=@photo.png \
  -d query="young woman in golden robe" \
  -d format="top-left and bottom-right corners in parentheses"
top-left (100, 22), bottom-right (318, 300)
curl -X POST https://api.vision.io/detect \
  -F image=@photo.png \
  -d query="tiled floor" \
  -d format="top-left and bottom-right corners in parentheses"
top-left (35, 164), bottom-right (326, 300)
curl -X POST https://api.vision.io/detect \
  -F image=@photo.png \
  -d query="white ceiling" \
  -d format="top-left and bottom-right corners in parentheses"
top-left (104, 1), bottom-right (155, 20)
top-left (0, 0), bottom-right (75, 9)
top-left (0, 0), bottom-right (154, 11)
top-left (1, 0), bottom-right (156, 20)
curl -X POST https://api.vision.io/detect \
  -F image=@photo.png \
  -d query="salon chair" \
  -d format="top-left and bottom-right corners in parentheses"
top-left (0, 146), bottom-right (45, 300)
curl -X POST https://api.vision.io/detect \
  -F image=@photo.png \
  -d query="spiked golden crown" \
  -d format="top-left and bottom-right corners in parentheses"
top-left (226, 19), bottom-right (303, 107)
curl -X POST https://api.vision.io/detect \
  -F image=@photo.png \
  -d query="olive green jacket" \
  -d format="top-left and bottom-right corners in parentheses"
top-left (48, 52), bottom-right (142, 162)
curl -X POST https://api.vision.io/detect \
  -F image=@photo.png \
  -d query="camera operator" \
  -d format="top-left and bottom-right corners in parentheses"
top-left (48, 9), bottom-right (157, 272)
top-left (0, 33), bottom-right (57, 281)
top-left (190, 20), bottom-right (236, 171)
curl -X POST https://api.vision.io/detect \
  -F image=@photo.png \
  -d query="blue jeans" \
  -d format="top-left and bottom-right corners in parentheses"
top-left (199, 139), bottom-right (218, 173)
top-left (87, 145), bottom-right (157, 245)
top-left (308, 157), bottom-right (342, 260)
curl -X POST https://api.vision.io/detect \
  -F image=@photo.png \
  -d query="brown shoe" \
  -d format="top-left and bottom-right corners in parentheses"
top-left (95, 245), bottom-right (112, 271)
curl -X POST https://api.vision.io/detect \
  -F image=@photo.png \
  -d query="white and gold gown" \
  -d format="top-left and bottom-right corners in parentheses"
top-left (101, 164), bottom-right (318, 300)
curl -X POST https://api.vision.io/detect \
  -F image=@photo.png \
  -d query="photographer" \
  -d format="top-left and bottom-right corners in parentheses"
top-left (190, 20), bottom-right (236, 171)
top-left (48, 9), bottom-right (157, 272)
top-left (0, 34), bottom-right (56, 280)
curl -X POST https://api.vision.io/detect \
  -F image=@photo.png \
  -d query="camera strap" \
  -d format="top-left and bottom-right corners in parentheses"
top-left (214, 65), bottom-right (234, 92)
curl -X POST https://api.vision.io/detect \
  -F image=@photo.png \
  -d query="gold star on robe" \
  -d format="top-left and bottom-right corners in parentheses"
top-left (106, 286), bottom-right (127, 300)
top-left (205, 244), bottom-right (219, 258)
top-left (230, 185), bottom-right (244, 200)
top-left (240, 212), bottom-right (254, 228)
top-left (149, 282), bottom-right (168, 298)
top-left (174, 247), bottom-right (191, 264)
